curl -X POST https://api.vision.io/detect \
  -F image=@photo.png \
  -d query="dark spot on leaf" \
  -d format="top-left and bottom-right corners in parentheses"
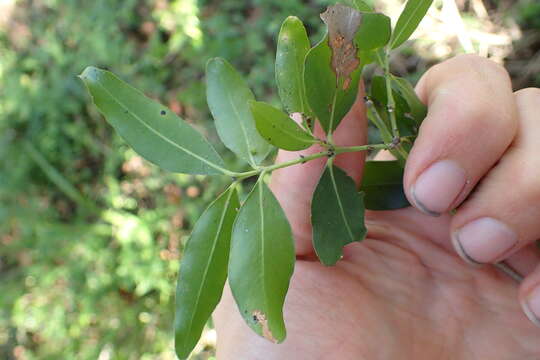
top-left (160, 110), bottom-right (166, 115)
top-left (251, 310), bottom-right (276, 342)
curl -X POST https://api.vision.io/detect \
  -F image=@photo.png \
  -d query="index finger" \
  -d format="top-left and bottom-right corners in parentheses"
top-left (404, 54), bottom-right (518, 216)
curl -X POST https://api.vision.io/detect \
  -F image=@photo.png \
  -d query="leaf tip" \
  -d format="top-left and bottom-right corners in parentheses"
top-left (206, 57), bottom-right (227, 71)
top-left (283, 15), bottom-right (301, 25)
top-left (79, 66), bottom-right (101, 83)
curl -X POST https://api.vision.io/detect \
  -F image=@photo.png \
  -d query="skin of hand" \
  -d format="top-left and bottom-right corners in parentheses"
top-left (213, 55), bottom-right (540, 360)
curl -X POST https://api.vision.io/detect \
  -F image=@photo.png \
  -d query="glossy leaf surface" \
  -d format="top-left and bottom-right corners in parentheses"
top-left (391, 75), bottom-right (427, 125)
top-left (174, 186), bottom-right (239, 359)
top-left (361, 161), bottom-right (410, 210)
top-left (229, 180), bottom-right (295, 343)
top-left (275, 16), bottom-right (311, 116)
top-left (354, 13), bottom-right (391, 51)
top-left (206, 58), bottom-right (272, 167)
top-left (304, 36), bottom-right (361, 133)
top-left (250, 101), bottom-right (315, 151)
top-left (390, 0), bottom-right (434, 49)
top-left (80, 66), bottom-right (226, 175)
top-left (312, 164), bottom-right (366, 265)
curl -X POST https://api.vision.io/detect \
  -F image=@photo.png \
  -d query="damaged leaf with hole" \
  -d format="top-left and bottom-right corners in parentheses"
top-left (228, 180), bottom-right (295, 343)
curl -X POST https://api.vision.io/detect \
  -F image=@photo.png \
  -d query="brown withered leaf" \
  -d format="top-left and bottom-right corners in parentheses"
top-left (320, 4), bottom-right (362, 90)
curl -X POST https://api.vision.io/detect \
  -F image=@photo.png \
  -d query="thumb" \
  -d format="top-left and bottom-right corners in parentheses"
top-left (269, 83), bottom-right (368, 257)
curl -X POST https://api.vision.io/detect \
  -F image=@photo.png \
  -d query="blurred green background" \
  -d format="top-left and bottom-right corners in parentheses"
top-left (0, 0), bottom-right (538, 359)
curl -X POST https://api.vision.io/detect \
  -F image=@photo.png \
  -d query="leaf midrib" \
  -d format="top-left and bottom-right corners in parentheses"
top-left (258, 181), bottom-right (269, 324)
top-left (276, 123), bottom-right (313, 144)
top-left (391, 0), bottom-right (430, 48)
top-left (291, 39), bottom-right (306, 115)
top-left (329, 166), bottom-right (355, 242)
top-left (94, 80), bottom-right (226, 174)
top-left (179, 187), bottom-right (234, 351)
top-left (225, 89), bottom-right (256, 167)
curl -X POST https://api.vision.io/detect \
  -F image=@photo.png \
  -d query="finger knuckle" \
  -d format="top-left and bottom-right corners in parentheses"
top-left (456, 99), bottom-right (493, 129)
top-left (452, 54), bottom-right (510, 87)
top-left (515, 158), bottom-right (540, 201)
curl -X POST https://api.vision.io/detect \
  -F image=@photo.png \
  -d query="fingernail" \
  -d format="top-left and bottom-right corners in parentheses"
top-left (410, 160), bottom-right (467, 216)
top-left (521, 285), bottom-right (540, 328)
top-left (452, 217), bottom-right (518, 265)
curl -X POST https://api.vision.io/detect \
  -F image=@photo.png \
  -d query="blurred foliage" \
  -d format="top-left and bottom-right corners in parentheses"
top-left (0, 0), bottom-right (537, 359)
top-left (0, 0), bottom-right (337, 358)
top-left (508, 0), bottom-right (540, 88)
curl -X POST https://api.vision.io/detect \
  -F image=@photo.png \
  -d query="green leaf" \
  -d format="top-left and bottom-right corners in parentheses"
top-left (229, 180), bottom-right (295, 343)
top-left (206, 58), bottom-right (272, 167)
top-left (359, 49), bottom-right (376, 67)
top-left (391, 75), bottom-right (427, 125)
top-left (304, 35), bottom-right (361, 133)
top-left (355, 13), bottom-right (391, 51)
top-left (390, 0), bottom-right (434, 49)
top-left (361, 161), bottom-right (410, 210)
top-left (250, 101), bottom-right (316, 151)
top-left (79, 66), bottom-right (226, 175)
top-left (275, 16), bottom-right (311, 117)
top-left (174, 186), bottom-right (239, 359)
top-left (345, 0), bottom-right (374, 12)
top-left (311, 163), bottom-right (367, 265)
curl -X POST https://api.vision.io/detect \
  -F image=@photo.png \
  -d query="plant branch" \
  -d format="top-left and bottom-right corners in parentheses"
top-left (230, 139), bottom-right (408, 180)
top-left (382, 50), bottom-right (399, 140)
top-left (333, 143), bottom-right (393, 154)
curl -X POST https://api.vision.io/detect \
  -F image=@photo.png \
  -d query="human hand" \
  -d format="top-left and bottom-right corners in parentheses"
top-left (214, 55), bottom-right (540, 360)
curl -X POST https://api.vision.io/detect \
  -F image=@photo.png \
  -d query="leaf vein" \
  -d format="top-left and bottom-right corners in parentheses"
top-left (329, 166), bottom-right (355, 242)
top-left (225, 90), bottom-right (256, 166)
top-left (392, 0), bottom-right (430, 48)
top-left (258, 180), bottom-right (269, 322)
top-left (94, 80), bottom-right (228, 174)
top-left (180, 187), bottom-right (234, 350)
